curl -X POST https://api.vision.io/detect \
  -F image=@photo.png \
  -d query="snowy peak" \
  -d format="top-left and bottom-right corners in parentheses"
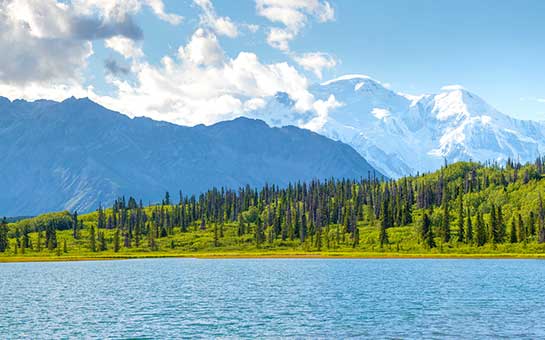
top-left (251, 75), bottom-right (545, 178)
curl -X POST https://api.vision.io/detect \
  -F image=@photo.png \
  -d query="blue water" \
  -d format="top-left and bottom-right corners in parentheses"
top-left (0, 259), bottom-right (544, 339)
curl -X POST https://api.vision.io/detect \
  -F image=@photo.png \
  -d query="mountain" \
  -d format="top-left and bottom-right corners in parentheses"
top-left (0, 96), bottom-right (381, 216)
top-left (250, 75), bottom-right (545, 178)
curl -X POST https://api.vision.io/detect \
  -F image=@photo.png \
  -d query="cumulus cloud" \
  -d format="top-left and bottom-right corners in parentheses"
top-left (292, 52), bottom-right (336, 79)
top-left (96, 28), bottom-right (316, 126)
top-left (105, 36), bottom-right (144, 59)
top-left (178, 28), bottom-right (225, 66)
top-left (256, 0), bottom-right (335, 51)
top-left (0, 0), bottom-right (180, 98)
top-left (194, 0), bottom-right (238, 38)
top-left (303, 94), bottom-right (343, 131)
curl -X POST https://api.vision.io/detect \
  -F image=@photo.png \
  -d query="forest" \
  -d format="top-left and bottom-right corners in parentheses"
top-left (2, 158), bottom-right (545, 260)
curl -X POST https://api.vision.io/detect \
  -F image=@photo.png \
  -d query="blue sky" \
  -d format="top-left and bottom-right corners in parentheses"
top-left (2, 0), bottom-right (545, 121)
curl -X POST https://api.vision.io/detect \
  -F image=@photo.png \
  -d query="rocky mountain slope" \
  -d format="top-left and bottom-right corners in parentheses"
top-left (0, 96), bottom-right (381, 215)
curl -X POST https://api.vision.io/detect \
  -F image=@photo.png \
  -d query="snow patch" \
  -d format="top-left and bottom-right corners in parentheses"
top-left (372, 108), bottom-right (390, 120)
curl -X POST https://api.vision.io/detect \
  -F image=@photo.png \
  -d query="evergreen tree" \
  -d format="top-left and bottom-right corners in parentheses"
top-left (466, 207), bottom-right (473, 244)
top-left (0, 217), bottom-right (8, 252)
top-left (457, 194), bottom-right (464, 242)
top-left (89, 225), bottom-right (96, 252)
top-left (518, 213), bottom-right (526, 244)
top-left (475, 212), bottom-right (486, 246)
top-left (98, 231), bottom-right (107, 251)
top-left (441, 185), bottom-right (450, 243)
top-left (510, 217), bottom-right (518, 243)
top-left (379, 203), bottom-right (389, 248)
top-left (72, 211), bottom-right (79, 239)
top-left (352, 227), bottom-right (360, 248)
top-left (114, 229), bottom-right (121, 252)
top-left (421, 213), bottom-right (435, 248)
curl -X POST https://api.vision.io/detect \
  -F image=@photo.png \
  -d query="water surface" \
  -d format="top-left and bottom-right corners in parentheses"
top-left (0, 259), bottom-right (543, 339)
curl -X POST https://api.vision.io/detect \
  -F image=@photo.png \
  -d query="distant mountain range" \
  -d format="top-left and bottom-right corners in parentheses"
top-left (250, 75), bottom-right (545, 178)
top-left (0, 96), bottom-right (381, 216)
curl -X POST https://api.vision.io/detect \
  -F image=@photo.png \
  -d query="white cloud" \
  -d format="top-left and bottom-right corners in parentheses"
top-left (95, 28), bottom-right (317, 126)
top-left (178, 28), bottom-right (224, 66)
top-left (194, 0), bottom-right (238, 38)
top-left (145, 0), bottom-right (183, 25)
top-left (441, 84), bottom-right (466, 91)
top-left (292, 52), bottom-right (336, 79)
top-left (105, 36), bottom-right (144, 59)
top-left (0, 1), bottom-right (93, 86)
top-left (0, 0), bottom-right (181, 98)
top-left (303, 94), bottom-right (343, 131)
top-left (256, 0), bottom-right (335, 51)
top-left (72, 0), bottom-right (182, 26)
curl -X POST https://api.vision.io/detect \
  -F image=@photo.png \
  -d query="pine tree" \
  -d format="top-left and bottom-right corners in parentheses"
top-left (114, 229), bottom-right (121, 252)
top-left (379, 197), bottom-right (390, 248)
top-left (510, 217), bottom-right (518, 243)
top-left (213, 223), bottom-right (219, 247)
top-left (72, 211), bottom-right (79, 239)
top-left (98, 231), bottom-right (107, 251)
top-left (475, 212), bottom-right (486, 246)
top-left (352, 227), bottom-right (360, 248)
top-left (0, 217), bottom-right (8, 252)
top-left (518, 213), bottom-right (526, 244)
top-left (457, 193), bottom-right (464, 242)
top-left (89, 225), bottom-right (96, 252)
top-left (466, 207), bottom-right (473, 244)
top-left (539, 195), bottom-right (545, 243)
top-left (441, 186), bottom-right (450, 243)
top-left (421, 213), bottom-right (435, 248)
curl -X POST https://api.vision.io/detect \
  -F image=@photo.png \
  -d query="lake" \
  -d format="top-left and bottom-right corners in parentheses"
top-left (0, 258), bottom-right (544, 339)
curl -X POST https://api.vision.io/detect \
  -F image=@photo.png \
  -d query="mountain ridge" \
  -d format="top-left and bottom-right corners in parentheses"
top-left (0, 96), bottom-right (381, 216)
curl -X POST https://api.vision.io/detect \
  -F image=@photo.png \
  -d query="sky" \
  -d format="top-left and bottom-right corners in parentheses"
top-left (1, 0), bottom-right (544, 124)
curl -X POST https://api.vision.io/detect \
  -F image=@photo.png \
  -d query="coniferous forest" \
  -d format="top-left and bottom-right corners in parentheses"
top-left (3, 159), bottom-right (545, 260)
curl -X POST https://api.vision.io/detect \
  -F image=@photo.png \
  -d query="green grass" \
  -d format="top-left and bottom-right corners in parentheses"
top-left (3, 221), bottom-right (545, 262)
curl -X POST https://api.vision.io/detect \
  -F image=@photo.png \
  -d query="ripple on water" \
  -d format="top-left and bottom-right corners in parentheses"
top-left (0, 258), bottom-right (544, 339)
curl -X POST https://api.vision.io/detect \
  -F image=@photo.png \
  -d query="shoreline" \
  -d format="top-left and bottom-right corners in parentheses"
top-left (2, 252), bottom-right (545, 263)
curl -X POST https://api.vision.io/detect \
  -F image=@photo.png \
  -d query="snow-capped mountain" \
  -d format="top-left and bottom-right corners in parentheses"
top-left (250, 75), bottom-right (545, 178)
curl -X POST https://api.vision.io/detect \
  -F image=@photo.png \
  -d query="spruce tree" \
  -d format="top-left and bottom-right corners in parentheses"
top-left (441, 186), bottom-right (450, 243)
top-left (114, 229), bottom-right (121, 252)
top-left (518, 213), bottom-right (526, 244)
top-left (352, 227), bottom-right (360, 248)
top-left (89, 225), bottom-right (96, 252)
top-left (510, 218), bottom-right (518, 243)
top-left (379, 197), bottom-right (390, 248)
top-left (0, 217), bottom-right (8, 252)
top-left (475, 212), bottom-right (486, 246)
top-left (421, 213), bottom-right (435, 248)
top-left (466, 207), bottom-right (473, 244)
top-left (457, 194), bottom-right (464, 242)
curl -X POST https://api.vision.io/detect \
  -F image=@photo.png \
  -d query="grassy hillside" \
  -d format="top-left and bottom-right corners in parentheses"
top-left (2, 159), bottom-right (545, 261)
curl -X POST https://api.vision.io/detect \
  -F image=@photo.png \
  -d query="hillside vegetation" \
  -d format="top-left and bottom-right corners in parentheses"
top-left (2, 159), bottom-right (545, 260)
